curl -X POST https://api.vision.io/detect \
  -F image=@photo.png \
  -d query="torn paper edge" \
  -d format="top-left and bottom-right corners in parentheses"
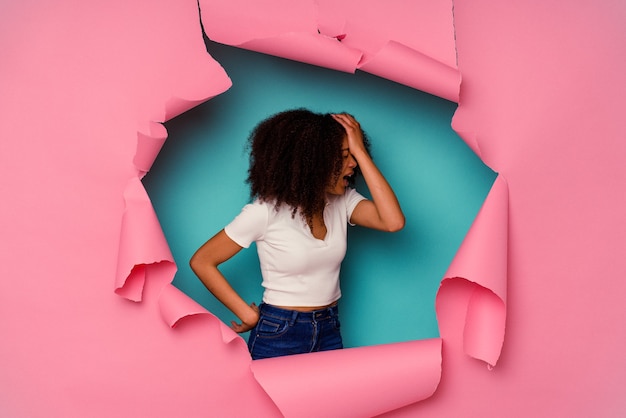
top-left (112, 2), bottom-right (510, 416)
top-left (437, 175), bottom-right (509, 367)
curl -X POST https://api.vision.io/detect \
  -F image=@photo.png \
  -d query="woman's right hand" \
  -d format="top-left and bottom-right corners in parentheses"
top-left (191, 230), bottom-right (264, 333)
top-left (230, 302), bottom-right (260, 333)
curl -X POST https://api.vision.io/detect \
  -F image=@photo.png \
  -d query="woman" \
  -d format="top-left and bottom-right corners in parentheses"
top-left (190, 109), bottom-right (404, 360)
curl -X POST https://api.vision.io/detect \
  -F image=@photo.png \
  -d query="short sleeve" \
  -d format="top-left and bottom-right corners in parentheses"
top-left (224, 201), bottom-right (268, 248)
top-left (345, 188), bottom-right (367, 225)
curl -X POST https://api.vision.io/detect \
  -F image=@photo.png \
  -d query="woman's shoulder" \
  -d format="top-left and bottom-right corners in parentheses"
top-left (233, 199), bottom-right (271, 223)
top-left (240, 198), bottom-right (293, 222)
top-left (327, 188), bottom-right (367, 223)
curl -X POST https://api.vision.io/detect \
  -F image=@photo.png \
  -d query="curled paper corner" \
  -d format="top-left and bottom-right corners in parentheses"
top-left (158, 49), bottom-right (234, 123)
top-left (198, 0), bottom-right (363, 72)
top-left (437, 175), bottom-right (509, 367)
top-left (115, 261), bottom-right (175, 302)
top-left (444, 174), bottom-right (508, 300)
top-left (141, 74), bottom-right (232, 168)
top-left (358, 40), bottom-right (461, 103)
top-left (158, 283), bottom-right (243, 345)
top-left (437, 278), bottom-right (506, 368)
top-left (162, 88), bottom-right (231, 123)
top-left (451, 104), bottom-right (484, 160)
top-left (229, 32), bottom-right (363, 73)
top-left (464, 284), bottom-right (506, 368)
top-left (250, 339), bottom-right (442, 418)
top-left (199, 0), bottom-right (460, 100)
top-left (115, 177), bottom-right (175, 302)
top-left (134, 122), bottom-right (168, 177)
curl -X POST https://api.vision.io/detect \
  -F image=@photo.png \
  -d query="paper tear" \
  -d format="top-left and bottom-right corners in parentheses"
top-left (251, 339), bottom-right (442, 418)
top-left (116, 2), bottom-right (500, 416)
top-left (134, 123), bottom-right (168, 177)
top-left (452, 128), bottom-right (483, 160)
top-left (451, 105), bottom-right (484, 161)
top-left (163, 94), bottom-right (228, 123)
top-left (358, 40), bottom-right (460, 102)
top-left (115, 177), bottom-right (175, 302)
top-left (437, 175), bottom-right (508, 366)
top-left (159, 283), bottom-right (242, 345)
top-left (239, 32), bottom-right (362, 73)
top-left (464, 285), bottom-right (507, 367)
top-left (200, 0), bottom-right (459, 98)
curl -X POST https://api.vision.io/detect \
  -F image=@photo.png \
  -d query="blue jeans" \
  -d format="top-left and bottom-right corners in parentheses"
top-left (247, 303), bottom-right (343, 360)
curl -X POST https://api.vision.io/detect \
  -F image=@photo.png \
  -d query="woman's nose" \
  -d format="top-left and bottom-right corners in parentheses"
top-left (348, 154), bottom-right (357, 168)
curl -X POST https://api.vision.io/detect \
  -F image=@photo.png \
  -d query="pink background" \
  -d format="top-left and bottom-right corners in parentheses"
top-left (1, 0), bottom-right (625, 417)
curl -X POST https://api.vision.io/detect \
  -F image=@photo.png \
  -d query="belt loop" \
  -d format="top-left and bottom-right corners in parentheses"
top-left (289, 309), bottom-right (298, 326)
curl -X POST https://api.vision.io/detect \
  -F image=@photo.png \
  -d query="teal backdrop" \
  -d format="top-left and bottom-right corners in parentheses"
top-left (142, 40), bottom-right (496, 348)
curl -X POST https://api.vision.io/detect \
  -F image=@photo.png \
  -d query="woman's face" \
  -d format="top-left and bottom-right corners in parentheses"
top-left (326, 136), bottom-right (357, 195)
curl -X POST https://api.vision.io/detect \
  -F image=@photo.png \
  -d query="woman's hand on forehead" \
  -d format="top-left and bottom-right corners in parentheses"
top-left (331, 113), bottom-right (367, 156)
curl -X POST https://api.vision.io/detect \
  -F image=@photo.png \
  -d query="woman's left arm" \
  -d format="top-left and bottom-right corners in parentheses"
top-left (332, 113), bottom-right (405, 232)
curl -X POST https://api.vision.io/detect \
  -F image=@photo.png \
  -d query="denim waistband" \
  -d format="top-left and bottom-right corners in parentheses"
top-left (259, 303), bottom-right (339, 323)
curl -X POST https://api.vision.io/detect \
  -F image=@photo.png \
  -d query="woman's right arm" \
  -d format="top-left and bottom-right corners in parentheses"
top-left (189, 230), bottom-right (260, 333)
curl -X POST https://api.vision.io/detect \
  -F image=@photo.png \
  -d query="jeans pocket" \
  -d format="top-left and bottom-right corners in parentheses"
top-left (248, 316), bottom-right (296, 360)
top-left (256, 317), bottom-right (290, 338)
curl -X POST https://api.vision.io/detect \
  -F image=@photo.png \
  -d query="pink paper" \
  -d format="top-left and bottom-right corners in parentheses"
top-left (358, 40), bottom-right (460, 103)
top-left (134, 123), bottom-right (169, 176)
top-left (200, 0), bottom-right (362, 72)
top-left (115, 177), bottom-right (174, 301)
top-left (251, 339), bottom-right (442, 418)
top-left (201, 0), bottom-right (459, 99)
top-left (2, 0), bottom-right (625, 417)
top-left (315, 0), bottom-right (457, 69)
top-left (159, 283), bottom-right (241, 345)
top-left (240, 33), bottom-right (363, 73)
top-left (437, 174), bottom-right (508, 367)
top-left (316, 0), bottom-right (460, 101)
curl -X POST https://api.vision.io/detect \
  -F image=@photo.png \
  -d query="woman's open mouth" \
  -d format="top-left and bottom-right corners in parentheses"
top-left (343, 172), bottom-right (353, 187)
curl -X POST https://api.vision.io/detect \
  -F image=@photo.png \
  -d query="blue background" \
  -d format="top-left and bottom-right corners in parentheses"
top-left (143, 40), bottom-right (496, 348)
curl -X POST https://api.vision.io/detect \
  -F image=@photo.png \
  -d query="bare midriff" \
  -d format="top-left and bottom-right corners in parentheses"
top-left (272, 301), bottom-right (338, 312)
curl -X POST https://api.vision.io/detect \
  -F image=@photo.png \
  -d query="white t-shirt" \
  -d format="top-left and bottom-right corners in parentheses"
top-left (224, 188), bottom-right (366, 306)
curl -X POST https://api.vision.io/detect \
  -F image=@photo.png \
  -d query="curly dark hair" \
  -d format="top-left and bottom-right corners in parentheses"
top-left (246, 108), bottom-right (368, 226)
